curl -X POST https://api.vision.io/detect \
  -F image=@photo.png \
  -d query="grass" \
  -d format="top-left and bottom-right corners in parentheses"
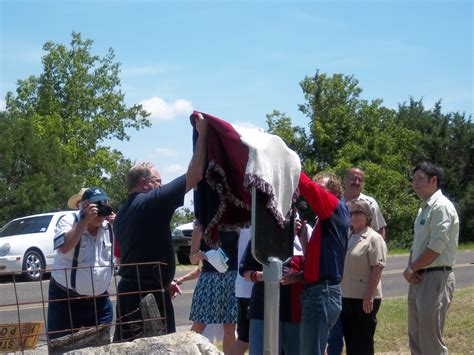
top-left (458, 241), bottom-right (474, 251)
top-left (388, 241), bottom-right (474, 255)
top-left (375, 286), bottom-right (474, 354)
top-left (185, 286), bottom-right (474, 354)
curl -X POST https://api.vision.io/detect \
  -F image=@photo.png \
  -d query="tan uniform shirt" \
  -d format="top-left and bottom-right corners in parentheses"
top-left (412, 189), bottom-right (459, 267)
top-left (341, 226), bottom-right (387, 299)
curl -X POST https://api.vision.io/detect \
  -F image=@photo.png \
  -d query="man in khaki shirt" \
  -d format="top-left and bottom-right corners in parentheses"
top-left (403, 162), bottom-right (459, 355)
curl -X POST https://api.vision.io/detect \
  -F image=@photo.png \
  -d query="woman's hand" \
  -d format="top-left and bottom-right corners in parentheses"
top-left (193, 250), bottom-right (208, 261)
top-left (281, 271), bottom-right (303, 285)
top-left (247, 270), bottom-right (263, 283)
top-left (362, 297), bottom-right (374, 314)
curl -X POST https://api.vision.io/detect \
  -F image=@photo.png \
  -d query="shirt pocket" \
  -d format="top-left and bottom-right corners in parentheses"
top-left (350, 273), bottom-right (369, 296)
top-left (79, 236), bottom-right (95, 265)
top-left (100, 236), bottom-right (112, 262)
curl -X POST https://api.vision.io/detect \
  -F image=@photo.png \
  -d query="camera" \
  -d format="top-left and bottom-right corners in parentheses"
top-left (96, 201), bottom-right (113, 217)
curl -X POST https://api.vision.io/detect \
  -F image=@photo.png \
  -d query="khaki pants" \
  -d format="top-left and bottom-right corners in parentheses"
top-left (408, 270), bottom-right (455, 355)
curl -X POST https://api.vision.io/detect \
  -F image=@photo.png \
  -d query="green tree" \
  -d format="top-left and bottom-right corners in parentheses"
top-left (266, 110), bottom-right (313, 172)
top-left (267, 70), bottom-right (473, 245)
top-left (0, 111), bottom-right (79, 223)
top-left (0, 32), bottom-right (150, 224)
top-left (396, 99), bottom-right (474, 241)
top-left (171, 207), bottom-right (195, 230)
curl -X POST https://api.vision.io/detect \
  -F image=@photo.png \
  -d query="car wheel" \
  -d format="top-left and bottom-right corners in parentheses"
top-left (177, 251), bottom-right (191, 265)
top-left (22, 250), bottom-right (45, 282)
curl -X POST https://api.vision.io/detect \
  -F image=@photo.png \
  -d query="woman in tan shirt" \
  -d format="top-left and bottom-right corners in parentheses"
top-left (340, 200), bottom-right (387, 355)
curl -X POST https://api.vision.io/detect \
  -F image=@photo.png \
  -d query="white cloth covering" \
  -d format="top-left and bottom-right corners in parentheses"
top-left (233, 124), bottom-right (301, 225)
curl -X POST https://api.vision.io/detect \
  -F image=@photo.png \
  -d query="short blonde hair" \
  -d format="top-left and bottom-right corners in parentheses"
top-left (127, 162), bottom-right (155, 191)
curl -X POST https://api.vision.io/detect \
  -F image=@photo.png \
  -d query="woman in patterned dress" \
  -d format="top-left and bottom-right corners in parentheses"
top-left (189, 223), bottom-right (239, 353)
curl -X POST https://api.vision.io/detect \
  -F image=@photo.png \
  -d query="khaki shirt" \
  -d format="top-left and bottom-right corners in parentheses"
top-left (341, 227), bottom-right (387, 299)
top-left (412, 189), bottom-right (459, 267)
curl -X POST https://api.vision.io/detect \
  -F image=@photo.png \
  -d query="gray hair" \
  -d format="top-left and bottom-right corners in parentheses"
top-left (127, 162), bottom-right (155, 191)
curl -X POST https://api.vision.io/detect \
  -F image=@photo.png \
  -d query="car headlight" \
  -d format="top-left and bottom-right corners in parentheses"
top-left (0, 243), bottom-right (10, 257)
top-left (172, 229), bottom-right (184, 238)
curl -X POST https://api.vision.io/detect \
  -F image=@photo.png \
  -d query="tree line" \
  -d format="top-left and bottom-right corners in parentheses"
top-left (266, 71), bottom-right (473, 245)
top-left (1, 33), bottom-right (472, 245)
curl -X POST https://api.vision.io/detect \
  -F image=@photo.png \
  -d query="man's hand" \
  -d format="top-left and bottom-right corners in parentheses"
top-left (403, 266), bottom-right (422, 284)
top-left (194, 112), bottom-right (209, 135)
top-left (295, 218), bottom-right (308, 254)
top-left (106, 212), bottom-right (116, 225)
top-left (82, 203), bottom-right (99, 223)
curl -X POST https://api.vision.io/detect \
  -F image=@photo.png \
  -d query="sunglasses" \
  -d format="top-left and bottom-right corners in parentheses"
top-left (349, 210), bottom-right (365, 217)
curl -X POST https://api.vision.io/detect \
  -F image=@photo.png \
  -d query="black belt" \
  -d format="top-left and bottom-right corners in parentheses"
top-left (50, 277), bottom-right (81, 297)
top-left (419, 266), bottom-right (452, 273)
top-left (50, 277), bottom-right (108, 297)
top-left (305, 279), bottom-right (339, 288)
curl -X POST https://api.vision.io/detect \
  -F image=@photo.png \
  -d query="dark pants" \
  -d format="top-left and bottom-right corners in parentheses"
top-left (236, 297), bottom-right (250, 342)
top-left (47, 278), bottom-right (113, 340)
top-left (113, 278), bottom-right (175, 342)
top-left (341, 297), bottom-right (381, 355)
top-left (327, 316), bottom-right (343, 355)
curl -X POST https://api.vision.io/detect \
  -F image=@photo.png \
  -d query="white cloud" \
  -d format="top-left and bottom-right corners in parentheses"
top-left (153, 148), bottom-right (178, 157)
top-left (140, 97), bottom-right (194, 121)
top-left (121, 65), bottom-right (167, 77)
top-left (165, 164), bottom-right (186, 174)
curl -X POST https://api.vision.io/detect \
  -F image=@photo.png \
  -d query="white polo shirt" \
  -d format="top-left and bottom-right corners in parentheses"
top-left (51, 212), bottom-right (113, 296)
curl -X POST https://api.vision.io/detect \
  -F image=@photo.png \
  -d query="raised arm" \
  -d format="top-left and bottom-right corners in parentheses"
top-left (57, 204), bottom-right (97, 253)
top-left (298, 172), bottom-right (338, 221)
top-left (186, 113), bottom-right (208, 193)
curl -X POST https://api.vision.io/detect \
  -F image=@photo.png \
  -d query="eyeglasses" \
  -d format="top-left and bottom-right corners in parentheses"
top-left (349, 210), bottom-right (365, 217)
top-left (349, 175), bottom-right (364, 183)
top-left (146, 177), bottom-right (162, 185)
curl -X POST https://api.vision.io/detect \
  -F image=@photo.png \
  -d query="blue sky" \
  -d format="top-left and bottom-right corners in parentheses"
top-left (1, 0), bottom-right (472, 206)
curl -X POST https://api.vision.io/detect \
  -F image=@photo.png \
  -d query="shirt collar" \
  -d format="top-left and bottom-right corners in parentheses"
top-left (422, 189), bottom-right (442, 208)
top-left (351, 226), bottom-right (370, 239)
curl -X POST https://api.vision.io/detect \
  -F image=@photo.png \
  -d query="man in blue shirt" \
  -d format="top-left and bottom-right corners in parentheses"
top-left (113, 114), bottom-right (208, 342)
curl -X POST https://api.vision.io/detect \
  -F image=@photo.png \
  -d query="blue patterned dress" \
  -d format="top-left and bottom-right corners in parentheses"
top-left (189, 231), bottom-right (239, 324)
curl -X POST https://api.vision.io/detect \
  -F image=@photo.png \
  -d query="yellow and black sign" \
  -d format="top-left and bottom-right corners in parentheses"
top-left (0, 321), bottom-right (44, 351)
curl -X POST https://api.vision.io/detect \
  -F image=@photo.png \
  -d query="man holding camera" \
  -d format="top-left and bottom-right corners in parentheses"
top-left (47, 187), bottom-right (115, 340)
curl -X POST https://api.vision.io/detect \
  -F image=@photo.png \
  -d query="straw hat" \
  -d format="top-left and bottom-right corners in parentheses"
top-left (67, 187), bottom-right (88, 209)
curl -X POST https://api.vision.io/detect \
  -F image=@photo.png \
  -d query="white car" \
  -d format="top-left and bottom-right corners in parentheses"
top-left (171, 222), bottom-right (194, 265)
top-left (0, 211), bottom-right (73, 281)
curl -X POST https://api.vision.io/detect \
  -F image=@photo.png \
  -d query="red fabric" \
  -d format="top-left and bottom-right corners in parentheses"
top-left (114, 238), bottom-right (120, 258)
top-left (298, 172), bottom-right (338, 283)
top-left (290, 255), bottom-right (304, 322)
top-left (190, 111), bottom-right (251, 244)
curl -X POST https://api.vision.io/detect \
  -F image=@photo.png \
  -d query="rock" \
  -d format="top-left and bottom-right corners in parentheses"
top-left (63, 331), bottom-right (222, 355)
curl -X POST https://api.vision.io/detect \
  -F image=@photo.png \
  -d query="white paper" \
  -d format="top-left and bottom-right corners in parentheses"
top-left (205, 248), bottom-right (229, 273)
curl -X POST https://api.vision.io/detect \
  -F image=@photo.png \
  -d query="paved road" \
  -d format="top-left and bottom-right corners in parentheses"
top-left (1, 251), bottom-right (473, 333)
